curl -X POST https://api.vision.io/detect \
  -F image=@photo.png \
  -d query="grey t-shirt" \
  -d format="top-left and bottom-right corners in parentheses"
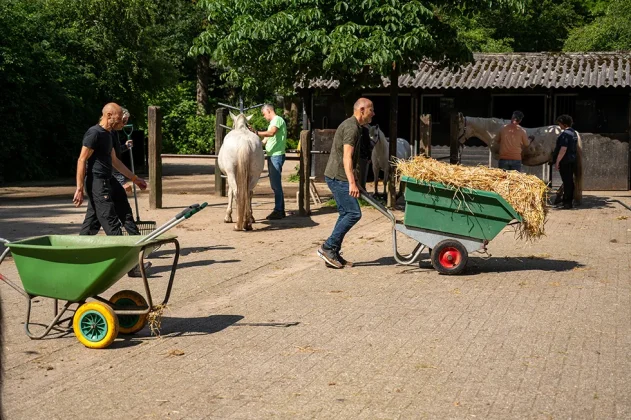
top-left (324, 116), bottom-right (362, 182)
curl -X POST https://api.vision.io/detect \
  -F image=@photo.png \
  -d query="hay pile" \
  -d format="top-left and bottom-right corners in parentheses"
top-left (397, 156), bottom-right (548, 240)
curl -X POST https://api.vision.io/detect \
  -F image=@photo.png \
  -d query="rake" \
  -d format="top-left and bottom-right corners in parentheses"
top-left (122, 124), bottom-right (156, 236)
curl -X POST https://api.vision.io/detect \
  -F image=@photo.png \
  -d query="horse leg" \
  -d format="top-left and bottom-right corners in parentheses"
top-left (248, 190), bottom-right (255, 225)
top-left (224, 186), bottom-right (234, 223)
top-left (373, 164), bottom-right (379, 196)
top-left (244, 189), bottom-right (253, 230)
top-left (383, 165), bottom-right (389, 196)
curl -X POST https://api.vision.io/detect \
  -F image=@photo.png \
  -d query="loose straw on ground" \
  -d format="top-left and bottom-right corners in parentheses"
top-left (397, 156), bottom-right (548, 240)
top-left (148, 304), bottom-right (168, 337)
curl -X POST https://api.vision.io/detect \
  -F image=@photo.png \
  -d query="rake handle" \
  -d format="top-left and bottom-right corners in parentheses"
top-left (128, 146), bottom-right (141, 223)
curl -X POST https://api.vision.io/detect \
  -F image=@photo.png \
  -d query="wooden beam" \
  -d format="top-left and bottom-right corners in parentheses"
top-left (420, 114), bottom-right (431, 157)
top-left (298, 130), bottom-right (311, 216)
top-left (148, 106), bottom-right (162, 209)
top-left (387, 65), bottom-right (400, 208)
top-left (449, 111), bottom-right (459, 164)
top-left (215, 107), bottom-right (228, 197)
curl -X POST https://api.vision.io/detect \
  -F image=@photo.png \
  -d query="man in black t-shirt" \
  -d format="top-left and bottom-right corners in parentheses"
top-left (553, 114), bottom-right (578, 209)
top-left (73, 103), bottom-right (147, 235)
top-left (82, 108), bottom-right (141, 236)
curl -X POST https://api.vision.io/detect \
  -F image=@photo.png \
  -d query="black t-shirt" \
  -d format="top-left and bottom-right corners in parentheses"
top-left (553, 128), bottom-right (578, 164)
top-left (83, 124), bottom-right (113, 178)
top-left (112, 132), bottom-right (126, 185)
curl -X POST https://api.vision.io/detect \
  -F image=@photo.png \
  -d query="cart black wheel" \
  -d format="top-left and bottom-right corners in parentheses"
top-left (431, 240), bottom-right (468, 275)
top-left (110, 290), bottom-right (148, 334)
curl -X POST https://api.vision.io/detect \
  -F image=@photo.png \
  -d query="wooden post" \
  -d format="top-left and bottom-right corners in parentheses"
top-left (215, 107), bottom-right (228, 197)
top-left (387, 65), bottom-right (400, 208)
top-left (420, 114), bottom-right (431, 157)
top-left (450, 111), bottom-right (459, 164)
top-left (148, 106), bottom-right (162, 209)
top-left (298, 130), bottom-right (311, 216)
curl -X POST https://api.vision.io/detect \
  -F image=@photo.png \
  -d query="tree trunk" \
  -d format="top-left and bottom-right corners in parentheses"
top-left (387, 64), bottom-right (399, 208)
top-left (196, 55), bottom-right (210, 116)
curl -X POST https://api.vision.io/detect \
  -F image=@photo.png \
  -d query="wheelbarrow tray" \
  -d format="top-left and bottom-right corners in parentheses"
top-left (401, 176), bottom-right (522, 242)
top-left (7, 235), bottom-right (173, 302)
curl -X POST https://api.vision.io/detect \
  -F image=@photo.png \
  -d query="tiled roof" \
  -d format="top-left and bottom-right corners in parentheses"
top-left (306, 52), bottom-right (631, 90)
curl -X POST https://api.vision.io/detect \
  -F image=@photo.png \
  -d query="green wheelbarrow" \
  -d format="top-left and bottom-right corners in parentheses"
top-left (361, 176), bottom-right (522, 275)
top-left (0, 203), bottom-right (207, 349)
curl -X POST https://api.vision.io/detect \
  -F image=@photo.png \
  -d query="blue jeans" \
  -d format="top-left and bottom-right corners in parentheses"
top-left (267, 155), bottom-right (285, 212)
top-left (498, 159), bottom-right (522, 172)
top-left (324, 176), bottom-right (362, 252)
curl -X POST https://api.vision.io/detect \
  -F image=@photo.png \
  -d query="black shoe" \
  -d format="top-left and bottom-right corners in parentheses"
top-left (317, 246), bottom-right (343, 269)
top-left (128, 262), bottom-right (152, 278)
top-left (266, 211), bottom-right (286, 220)
top-left (336, 251), bottom-right (354, 267)
top-left (562, 203), bottom-right (573, 210)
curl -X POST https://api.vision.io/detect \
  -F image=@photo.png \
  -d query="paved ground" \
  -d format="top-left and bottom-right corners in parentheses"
top-left (1, 158), bottom-right (630, 419)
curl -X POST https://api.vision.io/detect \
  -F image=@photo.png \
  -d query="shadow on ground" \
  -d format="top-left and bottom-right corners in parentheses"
top-left (149, 258), bottom-right (241, 275)
top-left (356, 256), bottom-right (583, 274)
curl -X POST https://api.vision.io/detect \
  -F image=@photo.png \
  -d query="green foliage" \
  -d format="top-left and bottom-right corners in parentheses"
top-left (0, 0), bottom-right (202, 181)
top-left (149, 82), bottom-right (216, 154)
top-left (564, 0), bottom-right (631, 51)
top-left (288, 164), bottom-right (300, 182)
top-left (194, 0), bottom-right (526, 96)
top-left (457, 0), bottom-right (590, 53)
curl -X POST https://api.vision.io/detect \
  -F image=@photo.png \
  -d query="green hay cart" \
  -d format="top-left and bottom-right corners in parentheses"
top-left (0, 203), bottom-right (207, 349)
top-left (361, 177), bottom-right (521, 275)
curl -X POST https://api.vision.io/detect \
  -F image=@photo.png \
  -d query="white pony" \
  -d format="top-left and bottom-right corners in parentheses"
top-left (457, 113), bottom-right (583, 204)
top-left (368, 125), bottom-right (412, 195)
top-left (217, 112), bottom-right (265, 231)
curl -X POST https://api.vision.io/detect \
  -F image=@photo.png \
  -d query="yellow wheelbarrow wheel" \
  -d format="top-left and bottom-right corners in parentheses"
top-left (110, 290), bottom-right (148, 334)
top-left (73, 302), bottom-right (119, 349)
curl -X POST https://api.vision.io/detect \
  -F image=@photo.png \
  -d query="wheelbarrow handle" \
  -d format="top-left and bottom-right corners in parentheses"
top-left (184, 202), bottom-right (207, 219)
top-left (175, 204), bottom-right (200, 219)
top-left (135, 202), bottom-right (208, 245)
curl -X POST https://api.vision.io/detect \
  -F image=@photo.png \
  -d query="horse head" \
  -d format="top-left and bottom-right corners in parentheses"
top-left (229, 111), bottom-right (253, 131)
top-left (368, 124), bottom-right (386, 148)
top-left (457, 112), bottom-right (477, 145)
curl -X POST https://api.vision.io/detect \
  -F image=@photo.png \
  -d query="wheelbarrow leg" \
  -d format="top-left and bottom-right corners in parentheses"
top-left (24, 300), bottom-right (74, 340)
top-left (138, 238), bottom-right (180, 308)
top-left (391, 228), bottom-right (426, 266)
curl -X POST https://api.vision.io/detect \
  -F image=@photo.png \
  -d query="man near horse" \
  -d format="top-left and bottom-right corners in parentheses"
top-left (553, 114), bottom-right (579, 209)
top-left (317, 98), bottom-right (375, 269)
top-left (497, 110), bottom-right (530, 172)
top-left (256, 104), bottom-right (287, 220)
top-left (73, 103), bottom-right (149, 276)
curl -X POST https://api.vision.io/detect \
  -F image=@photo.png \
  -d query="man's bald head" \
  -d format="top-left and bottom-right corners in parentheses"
top-left (353, 97), bottom-right (375, 125)
top-left (100, 102), bottom-right (123, 131)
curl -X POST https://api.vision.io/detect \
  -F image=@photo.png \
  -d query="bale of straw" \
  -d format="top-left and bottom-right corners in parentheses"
top-left (397, 156), bottom-right (548, 240)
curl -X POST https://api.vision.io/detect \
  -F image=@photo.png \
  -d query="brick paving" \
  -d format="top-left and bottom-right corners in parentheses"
top-left (1, 159), bottom-right (630, 419)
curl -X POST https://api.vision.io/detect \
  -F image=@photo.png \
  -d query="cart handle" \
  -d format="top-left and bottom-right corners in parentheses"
top-left (184, 202), bottom-right (207, 219)
top-left (175, 204), bottom-right (200, 220)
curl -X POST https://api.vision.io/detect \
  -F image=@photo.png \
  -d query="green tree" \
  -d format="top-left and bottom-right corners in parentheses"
top-left (564, 0), bottom-right (631, 51)
top-left (457, 0), bottom-right (591, 53)
top-left (0, 0), bottom-right (204, 181)
top-left (194, 0), bottom-right (524, 205)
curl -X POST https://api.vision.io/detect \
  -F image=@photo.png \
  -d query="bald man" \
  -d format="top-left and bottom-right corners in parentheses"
top-left (317, 98), bottom-right (375, 269)
top-left (74, 104), bottom-right (147, 243)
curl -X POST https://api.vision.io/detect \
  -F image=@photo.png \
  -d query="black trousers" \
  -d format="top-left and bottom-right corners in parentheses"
top-left (559, 162), bottom-right (576, 206)
top-left (80, 177), bottom-right (139, 235)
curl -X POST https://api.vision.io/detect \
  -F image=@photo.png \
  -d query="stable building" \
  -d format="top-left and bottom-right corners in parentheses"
top-left (301, 52), bottom-right (631, 190)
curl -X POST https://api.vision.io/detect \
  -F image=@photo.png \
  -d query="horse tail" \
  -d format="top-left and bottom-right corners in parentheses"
top-left (236, 145), bottom-right (250, 230)
top-left (574, 132), bottom-right (583, 205)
